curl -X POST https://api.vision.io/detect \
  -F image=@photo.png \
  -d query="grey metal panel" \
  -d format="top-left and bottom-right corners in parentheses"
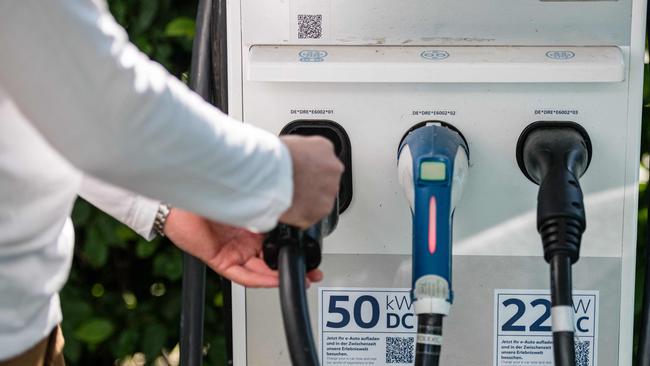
top-left (240, 80), bottom-right (630, 257)
top-left (246, 254), bottom-right (620, 365)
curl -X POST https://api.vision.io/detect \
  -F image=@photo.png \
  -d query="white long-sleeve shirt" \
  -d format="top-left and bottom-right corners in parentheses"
top-left (0, 0), bottom-right (293, 359)
top-left (78, 174), bottom-right (160, 240)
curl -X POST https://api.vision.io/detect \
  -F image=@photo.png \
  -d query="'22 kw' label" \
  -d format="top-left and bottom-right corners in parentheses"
top-left (319, 288), bottom-right (416, 366)
top-left (494, 289), bottom-right (599, 366)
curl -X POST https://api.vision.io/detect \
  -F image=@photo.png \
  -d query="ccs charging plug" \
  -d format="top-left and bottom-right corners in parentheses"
top-left (261, 119), bottom-right (348, 366)
top-left (398, 121), bottom-right (470, 366)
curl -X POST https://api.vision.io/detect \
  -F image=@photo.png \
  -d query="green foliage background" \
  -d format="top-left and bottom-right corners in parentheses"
top-left (61, 1), bottom-right (228, 365)
top-left (60, 1), bottom-right (650, 365)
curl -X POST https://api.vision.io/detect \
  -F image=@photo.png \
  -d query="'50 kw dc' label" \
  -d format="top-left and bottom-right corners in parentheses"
top-left (319, 288), bottom-right (415, 366)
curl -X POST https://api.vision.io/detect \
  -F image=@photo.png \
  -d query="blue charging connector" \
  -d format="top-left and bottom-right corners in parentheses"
top-left (397, 122), bottom-right (469, 366)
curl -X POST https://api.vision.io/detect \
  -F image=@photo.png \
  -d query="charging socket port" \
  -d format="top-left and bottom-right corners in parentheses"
top-left (281, 120), bottom-right (353, 213)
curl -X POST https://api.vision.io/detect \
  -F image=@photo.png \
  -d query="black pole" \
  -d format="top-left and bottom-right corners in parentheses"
top-left (209, 0), bottom-right (234, 364)
top-left (180, 1), bottom-right (213, 365)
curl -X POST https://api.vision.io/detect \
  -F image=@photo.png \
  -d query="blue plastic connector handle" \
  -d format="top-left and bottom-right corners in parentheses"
top-left (398, 124), bottom-right (468, 313)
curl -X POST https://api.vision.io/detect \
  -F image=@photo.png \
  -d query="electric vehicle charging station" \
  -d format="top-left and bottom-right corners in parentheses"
top-left (219, 0), bottom-right (648, 364)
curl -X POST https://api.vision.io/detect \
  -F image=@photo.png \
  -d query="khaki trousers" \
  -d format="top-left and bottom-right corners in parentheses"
top-left (0, 326), bottom-right (65, 366)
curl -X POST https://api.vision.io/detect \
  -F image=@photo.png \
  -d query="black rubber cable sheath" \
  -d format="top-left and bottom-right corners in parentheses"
top-left (209, 0), bottom-right (234, 364)
top-left (414, 314), bottom-right (443, 366)
top-left (279, 245), bottom-right (319, 366)
top-left (180, 1), bottom-right (213, 365)
top-left (211, 0), bottom-right (228, 112)
top-left (220, 277), bottom-right (233, 366)
top-left (550, 255), bottom-right (573, 306)
top-left (550, 255), bottom-right (576, 366)
top-left (180, 256), bottom-right (207, 366)
top-left (189, 0), bottom-right (214, 101)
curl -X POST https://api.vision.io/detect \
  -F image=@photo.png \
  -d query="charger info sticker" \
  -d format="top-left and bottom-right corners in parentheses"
top-left (290, 0), bottom-right (331, 41)
top-left (318, 288), bottom-right (416, 365)
top-left (494, 289), bottom-right (599, 366)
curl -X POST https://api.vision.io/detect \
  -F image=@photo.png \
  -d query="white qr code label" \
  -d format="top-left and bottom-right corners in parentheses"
top-left (297, 14), bottom-right (323, 39)
top-left (494, 289), bottom-right (599, 366)
top-left (319, 288), bottom-right (416, 365)
top-left (290, 0), bottom-right (331, 41)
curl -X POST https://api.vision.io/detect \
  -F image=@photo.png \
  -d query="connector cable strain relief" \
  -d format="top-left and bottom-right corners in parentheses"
top-left (540, 217), bottom-right (584, 264)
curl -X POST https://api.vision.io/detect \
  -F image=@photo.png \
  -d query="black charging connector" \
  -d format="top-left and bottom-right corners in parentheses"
top-left (516, 121), bottom-right (592, 366)
top-left (262, 201), bottom-right (338, 366)
top-left (263, 225), bottom-right (319, 366)
top-left (517, 121), bottom-right (592, 263)
top-left (263, 202), bottom-right (338, 272)
top-left (263, 119), bottom-right (348, 366)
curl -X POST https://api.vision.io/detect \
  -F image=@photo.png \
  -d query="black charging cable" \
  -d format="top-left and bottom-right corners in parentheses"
top-left (180, 1), bottom-right (215, 365)
top-left (208, 0), bottom-right (235, 364)
top-left (517, 121), bottom-right (592, 366)
top-left (263, 202), bottom-right (338, 366)
top-left (414, 314), bottom-right (444, 366)
top-left (267, 225), bottom-right (320, 366)
top-left (550, 255), bottom-right (576, 365)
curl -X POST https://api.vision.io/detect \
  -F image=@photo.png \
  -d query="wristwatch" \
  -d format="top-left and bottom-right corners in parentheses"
top-left (154, 203), bottom-right (171, 237)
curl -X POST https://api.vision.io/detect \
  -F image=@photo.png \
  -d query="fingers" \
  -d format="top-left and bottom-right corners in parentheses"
top-left (243, 258), bottom-right (323, 285)
top-left (307, 269), bottom-right (324, 283)
top-left (220, 265), bottom-right (279, 288)
top-left (244, 257), bottom-right (278, 278)
top-left (211, 256), bottom-right (324, 289)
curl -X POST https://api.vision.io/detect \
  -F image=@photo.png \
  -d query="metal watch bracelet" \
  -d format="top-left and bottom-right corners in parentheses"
top-left (154, 203), bottom-right (171, 237)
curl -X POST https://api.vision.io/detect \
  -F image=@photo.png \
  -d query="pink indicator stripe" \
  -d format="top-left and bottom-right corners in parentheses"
top-left (429, 196), bottom-right (437, 254)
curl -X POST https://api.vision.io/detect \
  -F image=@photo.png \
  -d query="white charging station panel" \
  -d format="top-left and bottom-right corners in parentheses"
top-left (227, 0), bottom-right (646, 365)
top-left (248, 46), bottom-right (625, 83)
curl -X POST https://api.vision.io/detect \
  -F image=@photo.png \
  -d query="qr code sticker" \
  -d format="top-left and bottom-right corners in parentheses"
top-left (575, 339), bottom-right (591, 366)
top-left (386, 336), bottom-right (414, 364)
top-left (297, 14), bottom-right (322, 39)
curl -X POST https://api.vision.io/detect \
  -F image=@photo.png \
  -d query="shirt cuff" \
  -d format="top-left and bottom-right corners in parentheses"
top-left (78, 175), bottom-right (160, 240)
top-left (127, 195), bottom-right (160, 240)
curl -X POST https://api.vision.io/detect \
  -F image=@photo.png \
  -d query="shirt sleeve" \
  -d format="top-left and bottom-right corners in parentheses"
top-left (78, 175), bottom-right (159, 240)
top-left (0, 0), bottom-right (292, 232)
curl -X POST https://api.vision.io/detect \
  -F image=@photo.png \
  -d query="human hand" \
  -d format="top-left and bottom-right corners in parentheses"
top-left (279, 135), bottom-right (344, 229)
top-left (163, 208), bottom-right (323, 288)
